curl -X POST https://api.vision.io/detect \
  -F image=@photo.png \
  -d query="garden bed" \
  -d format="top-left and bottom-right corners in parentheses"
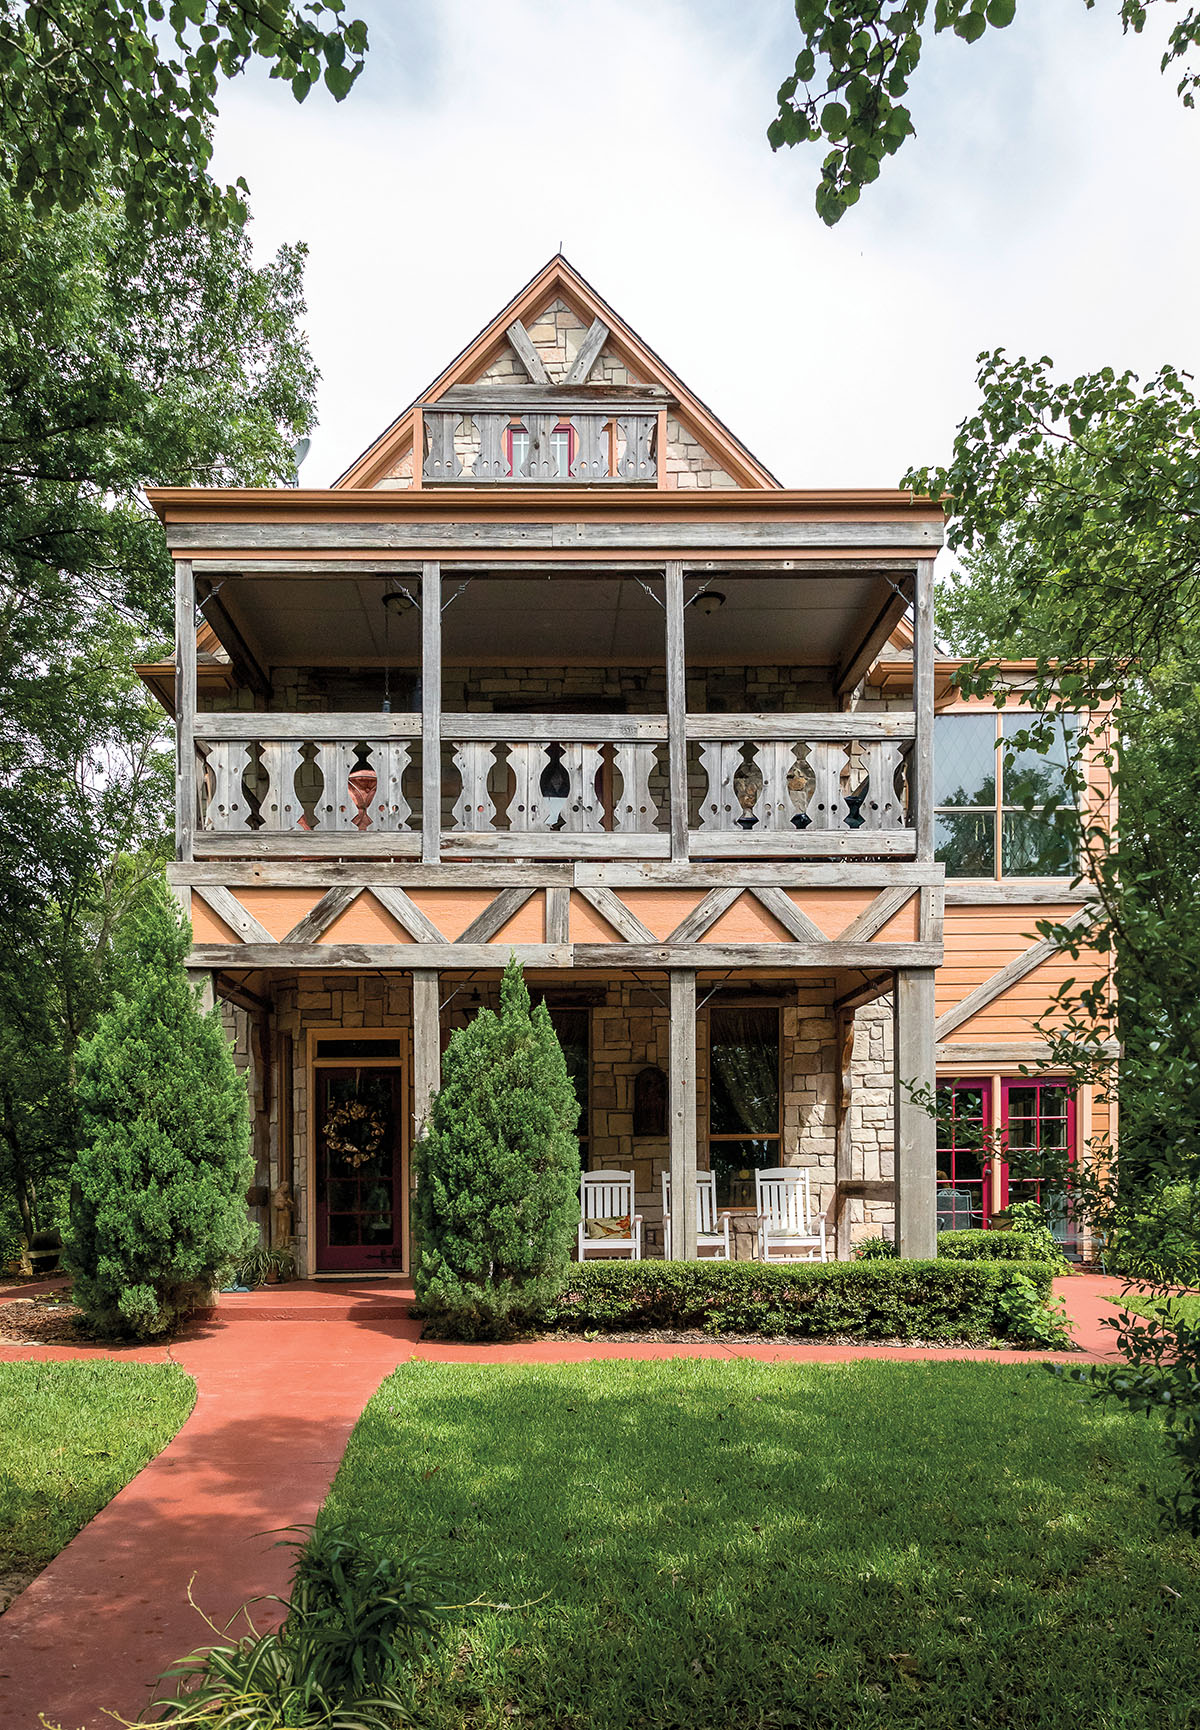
top-left (0, 1294), bottom-right (89, 1347)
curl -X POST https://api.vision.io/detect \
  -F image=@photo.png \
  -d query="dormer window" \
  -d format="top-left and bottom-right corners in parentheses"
top-left (505, 419), bottom-right (575, 479)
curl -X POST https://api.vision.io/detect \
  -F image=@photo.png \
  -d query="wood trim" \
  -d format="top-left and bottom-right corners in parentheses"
top-left (665, 558), bottom-right (689, 864)
top-left (546, 886), bottom-right (570, 944)
top-left (370, 884), bottom-right (447, 944)
top-left (669, 971), bottom-right (699, 1260)
top-left (840, 886), bottom-right (916, 943)
top-left (691, 832), bottom-right (917, 858)
top-left (934, 905), bottom-right (1094, 1039)
top-left (169, 859), bottom-right (944, 890)
top-left (194, 575), bottom-right (271, 698)
top-left (189, 939), bottom-right (943, 972)
top-left (936, 1039), bottom-right (1120, 1066)
top-left (506, 319), bottom-right (552, 384)
top-left (175, 558), bottom-right (197, 864)
top-left (196, 713), bottom-right (421, 741)
top-left (664, 886), bottom-right (742, 944)
top-left (573, 885), bottom-right (655, 944)
top-left (562, 318), bottom-right (610, 386)
top-left (443, 713), bottom-right (667, 742)
top-left (684, 712), bottom-right (915, 742)
top-left (193, 834), bottom-right (423, 859)
top-left (749, 885), bottom-right (826, 943)
top-left (914, 558), bottom-right (935, 862)
top-left (281, 885), bottom-right (364, 945)
top-left (835, 585), bottom-right (912, 697)
top-left (193, 884), bottom-right (277, 945)
top-left (944, 880), bottom-right (1092, 904)
top-left (421, 559), bottom-right (441, 865)
top-left (456, 886), bottom-right (538, 944)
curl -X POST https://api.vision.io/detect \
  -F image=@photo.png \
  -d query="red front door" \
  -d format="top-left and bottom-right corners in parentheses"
top-left (314, 1067), bottom-right (405, 1272)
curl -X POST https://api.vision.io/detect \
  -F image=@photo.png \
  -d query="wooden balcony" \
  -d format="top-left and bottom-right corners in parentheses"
top-left (189, 711), bottom-right (918, 861)
top-left (422, 406), bottom-right (658, 485)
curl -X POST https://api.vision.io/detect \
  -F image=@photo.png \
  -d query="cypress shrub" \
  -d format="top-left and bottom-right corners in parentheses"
top-left (66, 889), bottom-right (253, 1338)
top-left (414, 957), bottom-right (580, 1340)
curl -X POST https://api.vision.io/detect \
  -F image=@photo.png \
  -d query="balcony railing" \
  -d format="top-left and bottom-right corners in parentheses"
top-left (191, 712), bottom-right (917, 860)
top-left (422, 409), bottom-right (657, 484)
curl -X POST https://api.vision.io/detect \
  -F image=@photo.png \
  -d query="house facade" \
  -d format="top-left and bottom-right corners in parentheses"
top-left (142, 256), bottom-right (1110, 1275)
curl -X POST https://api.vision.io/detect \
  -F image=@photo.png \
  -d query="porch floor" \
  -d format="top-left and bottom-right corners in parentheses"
top-left (0, 1274), bottom-right (1123, 1730)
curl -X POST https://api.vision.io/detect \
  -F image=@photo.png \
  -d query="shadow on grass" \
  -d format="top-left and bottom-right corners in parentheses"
top-left (322, 1357), bottom-right (1200, 1730)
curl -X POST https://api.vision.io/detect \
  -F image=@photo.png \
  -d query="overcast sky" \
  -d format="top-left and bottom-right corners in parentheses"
top-left (208, 0), bottom-right (1199, 489)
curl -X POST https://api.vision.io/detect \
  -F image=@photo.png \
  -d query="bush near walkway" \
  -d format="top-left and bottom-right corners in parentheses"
top-left (67, 891), bottom-right (253, 1339)
top-left (547, 1258), bottom-right (1060, 1344)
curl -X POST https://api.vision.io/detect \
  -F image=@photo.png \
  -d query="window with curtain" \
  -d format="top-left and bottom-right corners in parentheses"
top-left (708, 1005), bottom-right (781, 1207)
top-left (933, 712), bottom-right (1080, 878)
top-left (546, 1005), bottom-right (589, 1166)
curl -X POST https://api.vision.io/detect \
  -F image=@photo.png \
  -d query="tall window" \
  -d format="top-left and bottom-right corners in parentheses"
top-left (708, 1006), bottom-right (780, 1207)
top-left (933, 711), bottom-right (1079, 877)
top-left (1003, 1077), bottom-right (1075, 1250)
top-left (546, 1005), bottom-right (589, 1166)
top-left (936, 1080), bottom-right (991, 1231)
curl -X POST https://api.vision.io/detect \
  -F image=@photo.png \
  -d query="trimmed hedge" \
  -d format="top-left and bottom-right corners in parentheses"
top-left (549, 1259), bottom-right (1056, 1344)
top-left (937, 1229), bottom-right (1058, 1262)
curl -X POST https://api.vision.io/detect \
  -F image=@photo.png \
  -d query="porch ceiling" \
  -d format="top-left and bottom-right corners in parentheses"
top-left (209, 570), bottom-right (903, 673)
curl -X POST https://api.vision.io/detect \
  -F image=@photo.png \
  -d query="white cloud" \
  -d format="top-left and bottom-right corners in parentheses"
top-left (209, 0), bottom-right (1200, 487)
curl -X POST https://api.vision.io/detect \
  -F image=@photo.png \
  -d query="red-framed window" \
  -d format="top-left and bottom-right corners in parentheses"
top-left (936, 1079), bottom-right (992, 1231)
top-left (1001, 1077), bottom-right (1076, 1250)
top-left (506, 420), bottom-right (576, 479)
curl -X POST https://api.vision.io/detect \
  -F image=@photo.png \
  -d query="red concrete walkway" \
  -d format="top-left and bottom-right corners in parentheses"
top-left (0, 1273), bottom-right (1124, 1730)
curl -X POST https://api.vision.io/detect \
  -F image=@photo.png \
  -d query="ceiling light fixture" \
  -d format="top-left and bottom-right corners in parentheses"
top-left (693, 590), bottom-right (726, 617)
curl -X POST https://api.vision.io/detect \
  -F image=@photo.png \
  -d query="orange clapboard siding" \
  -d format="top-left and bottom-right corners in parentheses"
top-left (938, 900), bottom-right (1106, 1040)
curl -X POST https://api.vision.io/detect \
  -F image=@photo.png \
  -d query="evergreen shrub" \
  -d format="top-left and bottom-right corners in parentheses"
top-left (547, 1259), bottom-right (1059, 1344)
top-left (937, 1228), bottom-right (1062, 1262)
top-left (66, 890), bottom-right (253, 1338)
top-left (414, 958), bottom-right (581, 1340)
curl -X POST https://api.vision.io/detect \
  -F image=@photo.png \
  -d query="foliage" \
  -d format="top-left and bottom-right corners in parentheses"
top-left (0, 1360), bottom-right (194, 1576)
top-left (548, 1257), bottom-right (1057, 1344)
top-left (66, 889), bottom-right (253, 1338)
top-left (994, 1271), bottom-right (1074, 1347)
top-left (937, 1224), bottom-right (1065, 1262)
top-left (232, 1242), bottom-right (296, 1288)
top-left (323, 1357), bottom-right (1200, 1729)
top-left (0, 1), bottom-right (367, 230)
top-left (414, 958), bottom-right (581, 1341)
top-left (852, 1233), bottom-right (897, 1258)
top-left (770, 0), bottom-right (1200, 224)
top-left (1103, 1178), bottom-right (1200, 1280)
top-left (145, 1522), bottom-right (452, 1729)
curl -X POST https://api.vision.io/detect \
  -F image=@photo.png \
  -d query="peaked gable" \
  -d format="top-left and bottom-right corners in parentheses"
top-left (336, 254), bottom-right (778, 491)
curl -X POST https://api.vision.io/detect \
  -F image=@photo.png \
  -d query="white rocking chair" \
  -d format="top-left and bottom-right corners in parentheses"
top-left (578, 1170), bottom-right (643, 1261)
top-left (755, 1167), bottom-right (828, 1262)
top-left (661, 1170), bottom-right (732, 1260)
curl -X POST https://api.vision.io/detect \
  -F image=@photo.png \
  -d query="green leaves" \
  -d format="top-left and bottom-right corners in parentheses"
top-left (0, 1), bottom-right (370, 230)
top-left (772, 0), bottom-right (1200, 223)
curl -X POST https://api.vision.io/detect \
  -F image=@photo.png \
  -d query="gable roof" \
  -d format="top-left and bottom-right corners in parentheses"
top-left (335, 253), bottom-right (780, 491)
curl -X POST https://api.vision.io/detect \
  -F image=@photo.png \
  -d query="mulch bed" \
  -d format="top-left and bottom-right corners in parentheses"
top-left (0, 1295), bottom-right (92, 1347)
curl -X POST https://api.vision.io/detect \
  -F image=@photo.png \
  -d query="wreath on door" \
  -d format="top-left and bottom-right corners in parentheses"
top-left (322, 1099), bottom-right (387, 1170)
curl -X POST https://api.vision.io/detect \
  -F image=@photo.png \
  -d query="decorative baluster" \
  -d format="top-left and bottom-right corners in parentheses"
top-left (754, 741), bottom-right (798, 831)
top-left (613, 743), bottom-right (658, 832)
top-left (527, 414), bottom-right (556, 481)
top-left (205, 742), bottom-right (252, 831)
top-left (616, 414), bottom-right (656, 480)
top-left (698, 740), bottom-right (745, 831)
top-left (370, 741), bottom-right (412, 831)
top-left (258, 739), bottom-right (306, 831)
top-left (560, 744), bottom-right (604, 831)
top-left (808, 741), bottom-right (849, 830)
top-left (451, 742), bottom-right (497, 831)
top-left (507, 742), bottom-right (548, 829)
top-left (857, 740), bottom-right (906, 830)
top-left (423, 411), bottom-right (462, 481)
top-left (572, 414), bottom-right (610, 480)
top-left (473, 413), bottom-right (508, 479)
top-left (314, 741), bottom-right (359, 831)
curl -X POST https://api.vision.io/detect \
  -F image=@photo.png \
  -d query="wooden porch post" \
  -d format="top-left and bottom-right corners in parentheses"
top-left (174, 557), bottom-right (196, 863)
top-left (420, 560), bottom-right (442, 866)
top-left (894, 967), bottom-right (937, 1258)
top-left (914, 557), bottom-right (935, 862)
top-left (410, 969), bottom-right (441, 1271)
top-left (833, 1007), bottom-right (855, 1259)
top-left (665, 560), bottom-right (689, 864)
top-left (668, 969), bottom-right (698, 1260)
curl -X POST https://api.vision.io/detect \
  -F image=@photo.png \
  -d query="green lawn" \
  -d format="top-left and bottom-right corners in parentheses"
top-left (0, 1361), bottom-right (195, 1578)
top-left (1108, 1291), bottom-right (1200, 1324)
top-left (324, 1359), bottom-right (1200, 1730)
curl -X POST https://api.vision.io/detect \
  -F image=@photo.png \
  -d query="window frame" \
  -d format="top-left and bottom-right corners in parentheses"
top-left (505, 419), bottom-right (577, 480)
top-left (933, 708), bottom-right (1083, 880)
top-left (706, 1002), bottom-right (783, 1209)
top-left (1000, 1075), bottom-right (1077, 1250)
top-left (935, 1076), bottom-right (993, 1232)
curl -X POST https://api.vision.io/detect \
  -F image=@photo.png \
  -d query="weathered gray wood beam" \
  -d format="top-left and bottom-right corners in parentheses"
top-left (685, 713), bottom-right (915, 741)
top-left (914, 558), bottom-right (935, 862)
top-left (193, 835), bottom-right (423, 860)
top-left (191, 942), bottom-right (571, 970)
top-left (668, 970), bottom-right (699, 1261)
top-left (562, 318), bottom-right (610, 386)
top-left (196, 713), bottom-right (421, 741)
top-left (839, 886), bottom-right (916, 943)
top-left (456, 887), bottom-right (538, 944)
top-left (574, 886), bottom-right (655, 944)
top-left (749, 885), bottom-right (826, 943)
top-left (175, 558), bottom-right (197, 864)
top-left (691, 832), bottom-right (917, 859)
top-left (579, 861), bottom-right (942, 889)
top-left (505, 319), bottom-right (552, 384)
top-left (421, 559), bottom-right (441, 866)
top-left (664, 886), bottom-right (742, 944)
top-left (167, 520), bottom-right (945, 553)
top-left (665, 560), bottom-right (688, 864)
top-left (894, 967), bottom-right (937, 1259)
top-left (195, 575), bottom-right (271, 698)
top-left (936, 1038), bottom-right (1120, 1066)
top-left (443, 713), bottom-right (668, 742)
top-left (187, 939), bottom-right (943, 972)
top-left (281, 885), bottom-right (363, 945)
top-left (433, 382), bottom-right (666, 409)
top-left (370, 885), bottom-right (447, 944)
top-left (834, 585), bottom-right (912, 697)
top-left (170, 859), bottom-right (943, 891)
top-left (832, 972), bottom-right (894, 1015)
top-left (546, 887), bottom-right (569, 945)
top-left (944, 881), bottom-right (1091, 905)
top-left (193, 884), bottom-right (277, 946)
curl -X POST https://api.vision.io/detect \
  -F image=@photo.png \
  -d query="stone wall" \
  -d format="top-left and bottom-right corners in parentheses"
top-left (846, 998), bottom-right (897, 1247)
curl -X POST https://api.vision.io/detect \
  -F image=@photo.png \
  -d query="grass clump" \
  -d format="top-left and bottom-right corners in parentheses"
top-left (0, 1361), bottom-right (194, 1578)
top-left (324, 1357), bottom-right (1200, 1730)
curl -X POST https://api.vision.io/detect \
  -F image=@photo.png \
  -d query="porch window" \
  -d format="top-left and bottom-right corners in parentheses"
top-left (933, 712), bottom-right (1080, 878)
top-left (936, 1079), bottom-right (991, 1231)
top-left (708, 1005), bottom-right (781, 1208)
top-left (1002, 1077), bottom-right (1076, 1251)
